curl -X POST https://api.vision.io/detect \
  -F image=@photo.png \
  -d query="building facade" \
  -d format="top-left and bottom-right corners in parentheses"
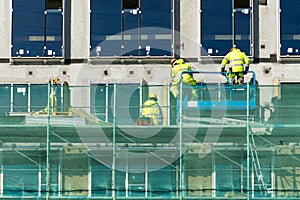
top-left (0, 0), bottom-right (300, 199)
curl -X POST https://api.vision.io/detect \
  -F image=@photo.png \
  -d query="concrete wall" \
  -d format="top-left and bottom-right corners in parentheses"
top-left (70, 0), bottom-right (90, 60)
top-left (0, 0), bottom-right (11, 59)
top-left (258, 0), bottom-right (279, 59)
top-left (180, 0), bottom-right (200, 58)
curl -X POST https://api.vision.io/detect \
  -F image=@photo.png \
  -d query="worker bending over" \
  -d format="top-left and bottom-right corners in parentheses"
top-left (221, 47), bottom-right (250, 85)
top-left (170, 58), bottom-right (198, 100)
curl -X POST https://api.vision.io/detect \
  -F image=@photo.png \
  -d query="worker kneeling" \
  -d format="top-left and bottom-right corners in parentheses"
top-left (135, 93), bottom-right (163, 126)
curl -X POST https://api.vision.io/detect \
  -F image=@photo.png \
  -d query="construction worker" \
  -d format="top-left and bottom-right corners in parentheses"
top-left (170, 58), bottom-right (198, 100)
top-left (135, 93), bottom-right (163, 126)
top-left (221, 47), bottom-right (250, 85)
top-left (49, 91), bottom-right (58, 112)
top-left (41, 76), bottom-right (59, 113)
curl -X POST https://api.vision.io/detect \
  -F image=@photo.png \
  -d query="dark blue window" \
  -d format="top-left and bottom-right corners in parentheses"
top-left (234, 8), bottom-right (252, 55)
top-left (45, 10), bottom-right (63, 57)
top-left (90, 0), bottom-right (122, 56)
top-left (12, 0), bottom-right (63, 57)
top-left (141, 0), bottom-right (172, 56)
top-left (201, 0), bottom-right (232, 56)
top-left (280, 0), bottom-right (300, 56)
top-left (201, 0), bottom-right (252, 56)
top-left (90, 0), bottom-right (173, 57)
top-left (122, 8), bottom-right (140, 56)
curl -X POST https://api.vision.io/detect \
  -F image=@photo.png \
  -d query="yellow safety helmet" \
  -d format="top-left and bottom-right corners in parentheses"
top-left (149, 93), bottom-right (157, 99)
top-left (170, 58), bottom-right (177, 66)
top-left (173, 58), bottom-right (185, 65)
top-left (230, 47), bottom-right (237, 52)
top-left (171, 58), bottom-right (185, 67)
top-left (49, 76), bottom-right (60, 85)
top-left (54, 77), bottom-right (60, 84)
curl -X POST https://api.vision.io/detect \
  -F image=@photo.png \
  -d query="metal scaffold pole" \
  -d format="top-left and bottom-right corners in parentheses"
top-left (112, 83), bottom-right (117, 200)
top-left (46, 81), bottom-right (51, 200)
top-left (246, 82), bottom-right (250, 200)
top-left (179, 80), bottom-right (183, 199)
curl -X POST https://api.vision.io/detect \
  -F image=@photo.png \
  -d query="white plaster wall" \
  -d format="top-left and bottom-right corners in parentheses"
top-left (259, 0), bottom-right (279, 58)
top-left (180, 0), bottom-right (200, 58)
top-left (70, 0), bottom-right (90, 59)
top-left (0, 0), bottom-right (11, 58)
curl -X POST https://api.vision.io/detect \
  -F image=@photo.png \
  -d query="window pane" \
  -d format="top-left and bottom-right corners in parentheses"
top-left (123, 11), bottom-right (140, 56)
top-left (12, 0), bottom-right (44, 57)
top-left (234, 9), bottom-right (252, 55)
top-left (141, 0), bottom-right (172, 56)
top-left (0, 85), bottom-right (11, 116)
top-left (13, 84), bottom-right (28, 112)
top-left (90, 0), bottom-right (122, 56)
top-left (201, 0), bottom-right (232, 56)
top-left (280, 0), bottom-right (300, 56)
top-left (45, 10), bottom-right (63, 57)
top-left (90, 0), bottom-right (173, 57)
top-left (91, 163), bottom-right (112, 197)
top-left (149, 166), bottom-right (176, 197)
top-left (115, 84), bottom-right (140, 125)
top-left (30, 84), bottom-right (48, 112)
top-left (280, 83), bottom-right (300, 123)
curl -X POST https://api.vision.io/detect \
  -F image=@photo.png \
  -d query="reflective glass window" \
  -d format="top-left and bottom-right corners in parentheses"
top-left (3, 163), bottom-right (39, 196)
top-left (280, 83), bottom-right (300, 123)
top-left (30, 84), bottom-right (48, 112)
top-left (148, 166), bottom-right (176, 197)
top-left (201, 0), bottom-right (252, 56)
top-left (234, 8), bottom-right (252, 55)
top-left (90, 0), bottom-right (173, 57)
top-left (13, 84), bottom-right (28, 112)
top-left (12, 0), bottom-right (63, 57)
top-left (280, 0), bottom-right (300, 56)
top-left (122, 6), bottom-right (140, 56)
top-left (91, 162), bottom-right (112, 197)
top-left (201, 0), bottom-right (232, 56)
top-left (90, 84), bottom-right (139, 125)
top-left (0, 85), bottom-right (11, 116)
top-left (141, 0), bottom-right (172, 56)
top-left (90, 0), bottom-right (122, 56)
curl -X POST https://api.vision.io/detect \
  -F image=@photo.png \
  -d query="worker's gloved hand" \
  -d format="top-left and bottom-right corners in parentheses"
top-left (243, 71), bottom-right (248, 75)
top-left (221, 67), bottom-right (226, 76)
top-left (244, 65), bottom-right (249, 75)
top-left (221, 66), bottom-right (225, 72)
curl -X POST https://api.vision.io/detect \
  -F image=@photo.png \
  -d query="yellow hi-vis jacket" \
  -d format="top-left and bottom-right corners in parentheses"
top-left (221, 49), bottom-right (250, 72)
top-left (44, 92), bottom-right (58, 112)
top-left (171, 59), bottom-right (196, 85)
top-left (141, 99), bottom-right (162, 125)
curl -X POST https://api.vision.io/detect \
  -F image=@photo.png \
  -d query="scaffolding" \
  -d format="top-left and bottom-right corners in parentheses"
top-left (0, 75), bottom-right (300, 199)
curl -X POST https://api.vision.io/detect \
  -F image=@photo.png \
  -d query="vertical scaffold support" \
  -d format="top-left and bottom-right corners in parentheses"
top-left (179, 78), bottom-right (183, 199)
top-left (46, 81), bottom-right (51, 200)
top-left (246, 82), bottom-right (250, 200)
top-left (112, 83), bottom-right (117, 200)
